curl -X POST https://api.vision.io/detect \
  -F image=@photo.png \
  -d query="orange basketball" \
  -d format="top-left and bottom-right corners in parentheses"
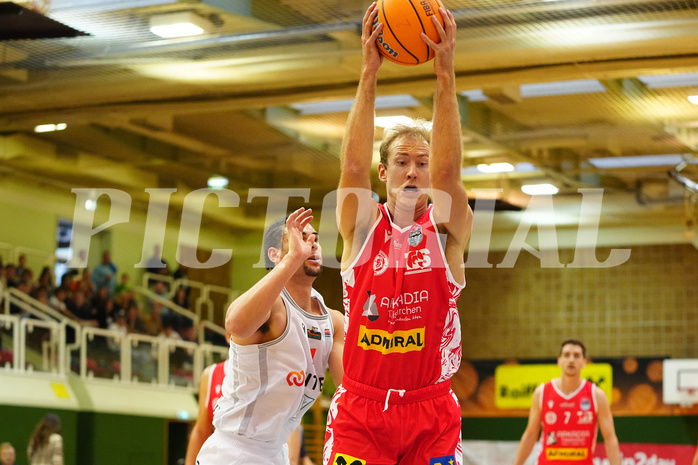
top-left (374, 0), bottom-right (445, 65)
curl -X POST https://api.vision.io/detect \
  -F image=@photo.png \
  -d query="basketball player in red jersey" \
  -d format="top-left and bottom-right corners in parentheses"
top-left (324, 3), bottom-right (473, 464)
top-left (184, 361), bottom-right (225, 465)
top-left (512, 340), bottom-right (621, 465)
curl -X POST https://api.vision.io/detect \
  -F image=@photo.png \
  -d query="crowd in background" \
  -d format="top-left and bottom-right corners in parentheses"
top-left (0, 413), bottom-right (63, 465)
top-left (0, 250), bottom-right (196, 342)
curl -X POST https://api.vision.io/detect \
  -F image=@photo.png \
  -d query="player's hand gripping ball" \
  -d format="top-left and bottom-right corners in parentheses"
top-left (373, 0), bottom-right (446, 65)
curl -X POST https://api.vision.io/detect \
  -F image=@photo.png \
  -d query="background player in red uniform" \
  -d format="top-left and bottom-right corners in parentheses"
top-left (184, 360), bottom-right (225, 465)
top-left (512, 339), bottom-right (621, 465)
top-left (325, 2), bottom-right (473, 464)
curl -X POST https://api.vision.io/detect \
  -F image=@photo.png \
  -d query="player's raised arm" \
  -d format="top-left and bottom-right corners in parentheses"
top-left (337, 3), bottom-right (383, 265)
top-left (421, 7), bottom-right (473, 280)
top-left (225, 208), bottom-right (313, 341)
top-left (513, 384), bottom-right (543, 465)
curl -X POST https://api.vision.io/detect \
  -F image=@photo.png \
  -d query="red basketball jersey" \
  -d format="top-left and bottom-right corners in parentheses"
top-left (538, 380), bottom-right (598, 465)
top-left (341, 203), bottom-right (464, 391)
top-left (205, 361), bottom-right (226, 422)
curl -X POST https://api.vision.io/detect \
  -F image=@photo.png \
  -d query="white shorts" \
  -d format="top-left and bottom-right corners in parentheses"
top-left (196, 430), bottom-right (289, 465)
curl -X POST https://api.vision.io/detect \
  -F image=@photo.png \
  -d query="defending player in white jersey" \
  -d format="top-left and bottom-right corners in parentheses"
top-left (196, 208), bottom-right (344, 465)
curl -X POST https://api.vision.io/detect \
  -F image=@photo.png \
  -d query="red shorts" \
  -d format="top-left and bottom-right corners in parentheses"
top-left (324, 377), bottom-right (462, 465)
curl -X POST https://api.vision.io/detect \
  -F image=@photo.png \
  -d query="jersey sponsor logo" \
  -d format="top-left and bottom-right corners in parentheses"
top-left (559, 401), bottom-right (575, 408)
top-left (379, 290), bottom-right (429, 309)
top-left (430, 455), bottom-right (456, 465)
top-left (580, 398), bottom-right (591, 410)
top-left (404, 249), bottom-right (431, 275)
top-left (408, 225), bottom-right (423, 246)
top-left (286, 370), bottom-right (325, 391)
top-left (357, 325), bottom-right (425, 354)
top-left (546, 432), bottom-right (557, 445)
top-left (325, 328), bottom-right (332, 338)
top-left (334, 453), bottom-right (365, 465)
top-left (287, 370), bottom-right (305, 386)
top-left (307, 326), bottom-right (322, 340)
top-left (373, 251), bottom-right (389, 276)
top-left (545, 448), bottom-right (588, 460)
top-left (362, 290), bottom-right (380, 321)
top-left (577, 410), bottom-right (594, 424)
top-left (548, 400), bottom-right (555, 408)
top-left (545, 411), bottom-right (557, 424)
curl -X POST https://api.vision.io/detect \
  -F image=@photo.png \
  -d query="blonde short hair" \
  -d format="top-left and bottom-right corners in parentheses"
top-left (379, 118), bottom-right (432, 167)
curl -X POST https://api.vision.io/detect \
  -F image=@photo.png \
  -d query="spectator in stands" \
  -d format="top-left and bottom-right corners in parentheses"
top-left (19, 269), bottom-right (34, 290)
top-left (150, 280), bottom-right (172, 327)
top-left (172, 263), bottom-right (191, 298)
top-left (91, 251), bottom-right (117, 296)
top-left (114, 273), bottom-right (131, 296)
top-left (160, 320), bottom-right (182, 340)
top-left (98, 297), bottom-right (117, 329)
top-left (117, 288), bottom-right (136, 312)
top-left (57, 270), bottom-right (76, 294)
top-left (5, 263), bottom-right (19, 289)
top-left (91, 287), bottom-right (114, 328)
top-left (144, 301), bottom-right (164, 337)
top-left (37, 267), bottom-right (54, 296)
top-left (72, 269), bottom-right (94, 301)
top-left (15, 255), bottom-right (26, 277)
top-left (4, 265), bottom-right (18, 288)
top-left (33, 287), bottom-right (49, 306)
top-left (48, 287), bottom-right (70, 317)
top-left (0, 442), bottom-right (16, 465)
top-left (125, 301), bottom-right (147, 334)
top-left (107, 309), bottom-right (128, 351)
top-left (27, 413), bottom-right (63, 465)
top-left (9, 281), bottom-right (31, 315)
top-left (172, 285), bottom-right (192, 331)
top-left (65, 290), bottom-right (97, 327)
top-left (145, 245), bottom-right (170, 286)
top-left (179, 320), bottom-right (197, 342)
top-left (172, 285), bottom-right (189, 310)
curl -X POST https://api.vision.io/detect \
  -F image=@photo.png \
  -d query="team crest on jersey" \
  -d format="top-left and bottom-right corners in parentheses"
top-left (408, 226), bottom-right (423, 246)
top-left (545, 411), bottom-right (557, 424)
top-left (307, 326), bottom-right (321, 340)
top-left (334, 453), bottom-right (365, 465)
top-left (362, 290), bottom-right (380, 321)
top-left (373, 251), bottom-right (389, 276)
top-left (405, 248), bottom-right (431, 275)
top-left (580, 398), bottom-right (591, 411)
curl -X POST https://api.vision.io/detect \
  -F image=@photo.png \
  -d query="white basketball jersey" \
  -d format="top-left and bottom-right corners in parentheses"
top-left (212, 288), bottom-right (334, 447)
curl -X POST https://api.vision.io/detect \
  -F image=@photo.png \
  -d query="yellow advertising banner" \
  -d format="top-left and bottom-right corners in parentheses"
top-left (494, 363), bottom-right (613, 409)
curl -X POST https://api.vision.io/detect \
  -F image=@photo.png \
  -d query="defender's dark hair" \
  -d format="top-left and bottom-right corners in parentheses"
top-left (560, 339), bottom-right (586, 358)
top-left (262, 217), bottom-right (287, 270)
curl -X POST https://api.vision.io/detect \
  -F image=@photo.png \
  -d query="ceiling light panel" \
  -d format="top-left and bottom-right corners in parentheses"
top-left (290, 95), bottom-right (420, 115)
top-left (637, 72), bottom-right (698, 89)
top-left (588, 154), bottom-right (695, 169)
top-left (521, 79), bottom-right (606, 98)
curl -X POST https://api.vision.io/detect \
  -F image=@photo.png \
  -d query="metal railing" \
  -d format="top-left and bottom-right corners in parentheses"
top-left (141, 272), bottom-right (237, 323)
top-left (0, 288), bottom-right (228, 389)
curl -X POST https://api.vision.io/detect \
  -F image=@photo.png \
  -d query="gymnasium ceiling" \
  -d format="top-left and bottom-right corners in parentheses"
top-left (1, 0), bottom-right (698, 244)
